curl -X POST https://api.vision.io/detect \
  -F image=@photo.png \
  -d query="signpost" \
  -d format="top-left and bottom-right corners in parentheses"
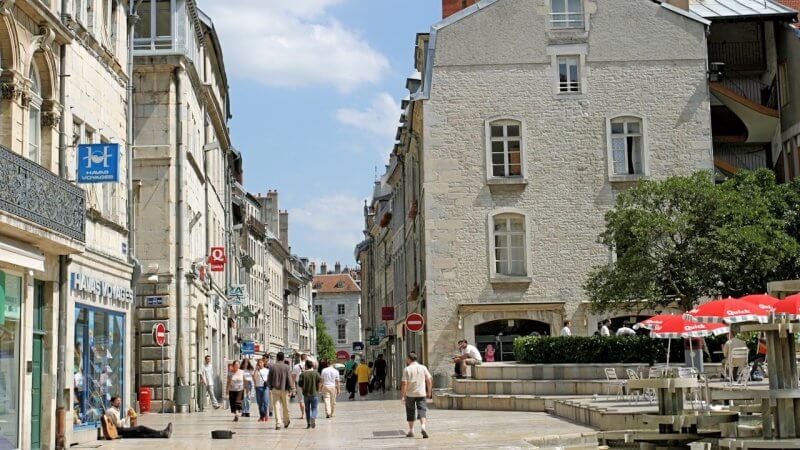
top-left (241, 340), bottom-right (255, 356)
top-left (208, 247), bottom-right (227, 272)
top-left (152, 323), bottom-right (167, 413)
top-left (406, 313), bottom-right (425, 333)
top-left (77, 143), bottom-right (120, 183)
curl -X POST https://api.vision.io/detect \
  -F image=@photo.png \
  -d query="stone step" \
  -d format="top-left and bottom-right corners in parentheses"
top-left (526, 431), bottom-right (602, 450)
top-left (552, 397), bottom-right (658, 431)
top-left (434, 392), bottom-right (550, 412)
top-left (473, 363), bottom-right (724, 381)
top-left (454, 378), bottom-right (609, 396)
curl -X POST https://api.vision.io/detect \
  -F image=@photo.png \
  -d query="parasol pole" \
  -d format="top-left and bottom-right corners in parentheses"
top-left (666, 338), bottom-right (671, 367)
top-left (689, 337), bottom-right (696, 369)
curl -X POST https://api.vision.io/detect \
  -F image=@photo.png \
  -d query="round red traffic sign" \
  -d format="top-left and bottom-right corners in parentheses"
top-left (406, 313), bottom-right (425, 333)
top-left (336, 350), bottom-right (350, 360)
top-left (152, 323), bottom-right (167, 347)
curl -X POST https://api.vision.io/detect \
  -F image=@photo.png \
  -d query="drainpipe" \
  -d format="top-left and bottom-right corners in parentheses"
top-left (127, 3), bottom-right (142, 281)
top-left (173, 66), bottom-right (185, 407)
top-left (55, 0), bottom-right (69, 447)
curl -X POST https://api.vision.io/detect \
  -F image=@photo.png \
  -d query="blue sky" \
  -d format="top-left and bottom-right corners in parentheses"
top-left (197, 0), bottom-right (440, 269)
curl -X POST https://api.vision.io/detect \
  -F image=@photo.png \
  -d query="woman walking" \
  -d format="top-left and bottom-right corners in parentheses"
top-left (254, 358), bottom-right (270, 422)
top-left (226, 360), bottom-right (245, 422)
top-left (241, 359), bottom-right (254, 417)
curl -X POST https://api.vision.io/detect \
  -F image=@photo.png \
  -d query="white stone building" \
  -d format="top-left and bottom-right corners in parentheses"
top-left (312, 266), bottom-right (362, 361)
top-left (409, 0), bottom-right (714, 376)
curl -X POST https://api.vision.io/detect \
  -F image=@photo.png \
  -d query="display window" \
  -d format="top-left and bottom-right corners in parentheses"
top-left (0, 271), bottom-right (22, 448)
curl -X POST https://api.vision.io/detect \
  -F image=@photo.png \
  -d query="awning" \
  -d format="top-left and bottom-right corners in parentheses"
top-left (458, 302), bottom-right (566, 314)
top-left (710, 82), bottom-right (779, 143)
top-left (0, 236), bottom-right (44, 272)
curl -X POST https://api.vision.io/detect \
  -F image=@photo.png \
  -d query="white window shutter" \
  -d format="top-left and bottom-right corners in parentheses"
top-left (611, 138), bottom-right (627, 175)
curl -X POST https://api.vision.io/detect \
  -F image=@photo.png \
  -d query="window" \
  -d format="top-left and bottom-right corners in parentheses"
top-left (487, 119), bottom-right (523, 178)
top-left (314, 305), bottom-right (322, 316)
top-left (551, 0), bottom-right (584, 29)
top-left (779, 62), bottom-right (791, 108)
top-left (74, 0), bottom-right (86, 24)
top-left (335, 281), bottom-right (344, 288)
top-left (608, 117), bottom-right (645, 176)
top-left (558, 56), bottom-right (580, 93)
top-left (134, 0), bottom-right (173, 51)
top-left (0, 272), bottom-right (22, 448)
top-left (492, 213), bottom-right (527, 277)
top-left (28, 64), bottom-right (42, 164)
top-left (337, 323), bottom-right (346, 340)
top-left (337, 304), bottom-right (345, 315)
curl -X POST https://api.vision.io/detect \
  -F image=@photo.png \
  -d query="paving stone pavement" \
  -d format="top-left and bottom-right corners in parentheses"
top-left (78, 392), bottom-right (595, 449)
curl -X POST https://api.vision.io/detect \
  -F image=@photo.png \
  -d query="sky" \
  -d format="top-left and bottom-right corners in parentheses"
top-left (196, 0), bottom-right (441, 269)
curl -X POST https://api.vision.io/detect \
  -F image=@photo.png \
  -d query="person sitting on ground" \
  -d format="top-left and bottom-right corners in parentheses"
top-left (105, 396), bottom-right (172, 439)
top-left (615, 323), bottom-right (636, 336)
top-left (453, 339), bottom-right (482, 379)
top-left (722, 331), bottom-right (748, 379)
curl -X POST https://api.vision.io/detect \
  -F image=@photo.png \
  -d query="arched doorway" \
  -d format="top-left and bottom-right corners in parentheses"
top-left (474, 319), bottom-right (550, 362)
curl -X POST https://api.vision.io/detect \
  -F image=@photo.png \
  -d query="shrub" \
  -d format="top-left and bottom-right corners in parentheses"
top-left (513, 335), bottom-right (684, 364)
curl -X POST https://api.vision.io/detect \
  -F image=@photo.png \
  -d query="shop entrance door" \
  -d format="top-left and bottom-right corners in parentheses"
top-left (31, 280), bottom-right (45, 449)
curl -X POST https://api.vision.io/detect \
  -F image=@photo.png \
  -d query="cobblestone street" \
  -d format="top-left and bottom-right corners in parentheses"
top-left (84, 393), bottom-right (594, 449)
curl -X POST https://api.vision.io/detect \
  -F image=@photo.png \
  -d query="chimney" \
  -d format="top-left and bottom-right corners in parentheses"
top-left (443, 0), bottom-right (477, 19)
top-left (309, 262), bottom-right (316, 275)
top-left (665, 0), bottom-right (688, 10)
top-left (279, 210), bottom-right (289, 248)
top-left (335, 262), bottom-right (342, 274)
top-left (320, 262), bottom-right (328, 275)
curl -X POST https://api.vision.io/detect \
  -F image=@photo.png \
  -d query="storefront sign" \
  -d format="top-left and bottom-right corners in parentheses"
top-left (368, 336), bottom-right (379, 345)
top-left (71, 272), bottom-right (133, 303)
top-left (208, 247), bottom-right (227, 272)
top-left (376, 324), bottom-right (387, 340)
top-left (77, 143), bottom-right (120, 183)
top-left (381, 306), bottom-right (395, 321)
top-left (227, 284), bottom-right (247, 302)
top-left (241, 340), bottom-right (255, 355)
top-left (152, 323), bottom-right (167, 347)
top-left (352, 341), bottom-right (364, 351)
top-left (406, 313), bottom-right (425, 332)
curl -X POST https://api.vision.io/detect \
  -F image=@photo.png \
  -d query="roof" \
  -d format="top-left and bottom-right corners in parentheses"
top-left (776, 0), bottom-right (800, 21)
top-left (689, 0), bottom-right (797, 19)
top-left (312, 274), bottom-right (361, 294)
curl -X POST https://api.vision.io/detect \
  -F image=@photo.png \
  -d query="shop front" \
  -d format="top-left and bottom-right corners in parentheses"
top-left (0, 269), bottom-right (24, 449)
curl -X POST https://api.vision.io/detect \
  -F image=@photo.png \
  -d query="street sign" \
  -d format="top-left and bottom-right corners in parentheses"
top-left (241, 340), bottom-right (255, 355)
top-left (208, 247), bottom-right (227, 272)
top-left (145, 296), bottom-right (166, 307)
top-left (336, 350), bottom-right (350, 360)
top-left (152, 323), bottom-right (167, 347)
top-left (377, 324), bottom-right (387, 339)
top-left (406, 313), bottom-right (425, 333)
top-left (352, 341), bottom-right (364, 351)
top-left (77, 143), bottom-right (120, 183)
top-left (381, 306), bottom-right (395, 321)
top-left (368, 336), bottom-right (379, 345)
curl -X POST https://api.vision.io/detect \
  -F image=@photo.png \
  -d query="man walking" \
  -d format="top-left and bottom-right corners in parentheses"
top-left (600, 319), bottom-right (612, 337)
top-left (374, 354), bottom-right (388, 393)
top-left (267, 352), bottom-right (293, 429)
top-left (400, 353), bottom-right (432, 439)
top-left (320, 360), bottom-right (340, 418)
top-left (292, 353), bottom-right (309, 420)
top-left (298, 360), bottom-right (322, 429)
top-left (201, 355), bottom-right (220, 409)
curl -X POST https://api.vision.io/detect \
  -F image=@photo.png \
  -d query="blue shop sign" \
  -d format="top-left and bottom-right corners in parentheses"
top-left (77, 143), bottom-right (120, 183)
top-left (241, 340), bottom-right (255, 355)
top-left (352, 341), bottom-right (364, 352)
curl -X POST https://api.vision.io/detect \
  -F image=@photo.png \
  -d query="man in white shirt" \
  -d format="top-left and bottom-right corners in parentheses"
top-left (320, 360), bottom-right (341, 418)
top-left (600, 319), bottom-right (611, 337)
top-left (453, 339), bottom-right (483, 379)
top-left (561, 320), bottom-right (573, 336)
top-left (105, 396), bottom-right (172, 439)
top-left (292, 353), bottom-right (308, 420)
top-left (200, 355), bottom-right (220, 409)
top-left (616, 324), bottom-right (637, 336)
top-left (400, 353), bottom-right (432, 439)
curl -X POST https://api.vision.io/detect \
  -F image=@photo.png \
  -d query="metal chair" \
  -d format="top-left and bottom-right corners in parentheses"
top-left (727, 347), bottom-right (749, 386)
top-left (604, 368), bottom-right (626, 400)
top-left (626, 369), bottom-right (644, 404)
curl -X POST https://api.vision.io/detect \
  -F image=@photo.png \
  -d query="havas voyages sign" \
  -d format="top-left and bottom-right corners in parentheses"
top-left (77, 143), bottom-right (120, 183)
top-left (71, 272), bottom-right (133, 303)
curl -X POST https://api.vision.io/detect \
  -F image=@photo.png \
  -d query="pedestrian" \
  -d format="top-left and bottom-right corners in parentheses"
top-left (241, 359), bottom-right (254, 417)
top-left (298, 359), bottom-right (322, 429)
top-left (600, 319), bottom-right (612, 337)
top-left (373, 354), bottom-right (387, 393)
top-left (320, 360), bottom-right (340, 418)
top-left (105, 396), bottom-right (172, 439)
top-left (267, 352), bottom-right (293, 429)
top-left (253, 358), bottom-right (270, 422)
top-left (356, 359), bottom-right (371, 398)
top-left (344, 355), bottom-right (357, 400)
top-left (616, 323), bottom-right (636, 336)
top-left (226, 360), bottom-right (245, 422)
top-left (453, 339), bottom-right (482, 379)
top-left (561, 320), bottom-right (573, 336)
top-left (292, 353), bottom-right (309, 420)
top-left (367, 362), bottom-right (375, 392)
top-left (200, 355), bottom-right (220, 409)
top-left (400, 352), bottom-right (432, 439)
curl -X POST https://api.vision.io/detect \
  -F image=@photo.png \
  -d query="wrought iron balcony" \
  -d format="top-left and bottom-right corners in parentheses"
top-left (0, 145), bottom-right (86, 242)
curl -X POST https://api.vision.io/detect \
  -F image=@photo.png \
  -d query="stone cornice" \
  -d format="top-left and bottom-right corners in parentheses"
top-left (14, 0), bottom-right (72, 45)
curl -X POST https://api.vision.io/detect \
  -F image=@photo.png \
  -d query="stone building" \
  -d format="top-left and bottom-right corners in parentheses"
top-left (131, 0), bottom-right (234, 412)
top-left (360, 0), bottom-right (719, 378)
top-left (312, 265), bottom-right (362, 361)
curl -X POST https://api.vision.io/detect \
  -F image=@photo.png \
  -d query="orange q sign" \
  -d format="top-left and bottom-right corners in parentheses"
top-left (208, 247), bottom-right (227, 272)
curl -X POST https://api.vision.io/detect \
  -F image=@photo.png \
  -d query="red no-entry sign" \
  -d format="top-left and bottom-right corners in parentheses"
top-left (406, 313), bottom-right (425, 333)
top-left (152, 323), bottom-right (167, 347)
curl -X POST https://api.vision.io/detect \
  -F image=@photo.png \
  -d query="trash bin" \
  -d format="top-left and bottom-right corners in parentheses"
top-left (139, 387), bottom-right (153, 413)
top-left (175, 385), bottom-right (192, 413)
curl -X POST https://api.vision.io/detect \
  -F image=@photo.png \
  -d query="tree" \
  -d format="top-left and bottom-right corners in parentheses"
top-left (585, 170), bottom-right (800, 313)
top-left (315, 314), bottom-right (337, 362)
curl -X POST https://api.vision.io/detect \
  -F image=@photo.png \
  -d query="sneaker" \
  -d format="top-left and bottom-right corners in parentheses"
top-left (406, 431), bottom-right (414, 438)
top-left (421, 429), bottom-right (429, 439)
top-left (233, 416), bottom-right (239, 422)
top-left (285, 421), bottom-right (291, 428)
top-left (306, 424), bottom-right (311, 429)
top-left (311, 419), bottom-right (316, 429)
top-left (213, 405), bottom-right (221, 410)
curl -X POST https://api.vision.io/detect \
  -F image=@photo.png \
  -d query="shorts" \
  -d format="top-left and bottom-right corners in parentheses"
top-left (405, 397), bottom-right (427, 422)
top-left (464, 358), bottom-right (481, 366)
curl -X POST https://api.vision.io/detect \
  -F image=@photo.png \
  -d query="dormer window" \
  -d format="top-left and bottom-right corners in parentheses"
top-left (551, 0), bottom-right (584, 29)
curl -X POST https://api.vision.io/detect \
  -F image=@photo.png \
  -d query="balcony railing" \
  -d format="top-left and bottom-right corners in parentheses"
top-left (0, 145), bottom-right (86, 242)
top-left (708, 41), bottom-right (765, 72)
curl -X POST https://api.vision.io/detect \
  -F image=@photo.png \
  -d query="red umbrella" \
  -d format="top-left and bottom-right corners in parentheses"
top-left (687, 297), bottom-right (768, 324)
top-left (739, 294), bottom-right (779, 313)
top-left (774, 293), bottom-right (800, 319)
top-left (636, 314), bottom-right (729, 339)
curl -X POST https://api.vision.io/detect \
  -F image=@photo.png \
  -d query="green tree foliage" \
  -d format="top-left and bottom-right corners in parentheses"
top-left (585, 170), bottom-right (800, 313)
top-left (315, 313), bottom-right (337, 362)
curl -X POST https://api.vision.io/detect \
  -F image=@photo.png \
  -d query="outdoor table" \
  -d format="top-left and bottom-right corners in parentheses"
top-left (628, 377), bottom-right (699, 433)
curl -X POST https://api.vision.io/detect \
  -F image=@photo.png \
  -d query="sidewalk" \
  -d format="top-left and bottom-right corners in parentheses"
top-left (87, 391), bottom-right (594, 449)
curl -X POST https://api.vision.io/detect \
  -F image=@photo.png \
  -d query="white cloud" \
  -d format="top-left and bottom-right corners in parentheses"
top-left (290, 193), bottom-right (365, 258)
top-left (199, 0), bottom-right (390, 92)
top-left (335, 92), bottom-right (401, 138)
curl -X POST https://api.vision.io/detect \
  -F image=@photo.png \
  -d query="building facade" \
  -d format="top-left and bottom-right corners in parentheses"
top-left (312, 267), bottom-right (362, 361)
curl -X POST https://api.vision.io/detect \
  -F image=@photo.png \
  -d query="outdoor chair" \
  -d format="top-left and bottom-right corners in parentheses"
top-left (733, 365), bottom-right (752, 388)
top-left (604, 368), bottom-right (627, 400)
top-left (726, 347), bottom-right (749, 384)
top-left (678, 367), bottom-right (705, 409)
top-left (626, 369), bottom-right (645, 404)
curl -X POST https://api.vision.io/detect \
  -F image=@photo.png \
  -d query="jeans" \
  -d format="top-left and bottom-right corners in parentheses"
top-left (303, 395), bottom-right (319, 424)
top-left (242, 388), bottom-right (251, 414)
top-left (255, 386), bottom-right (270, 419)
